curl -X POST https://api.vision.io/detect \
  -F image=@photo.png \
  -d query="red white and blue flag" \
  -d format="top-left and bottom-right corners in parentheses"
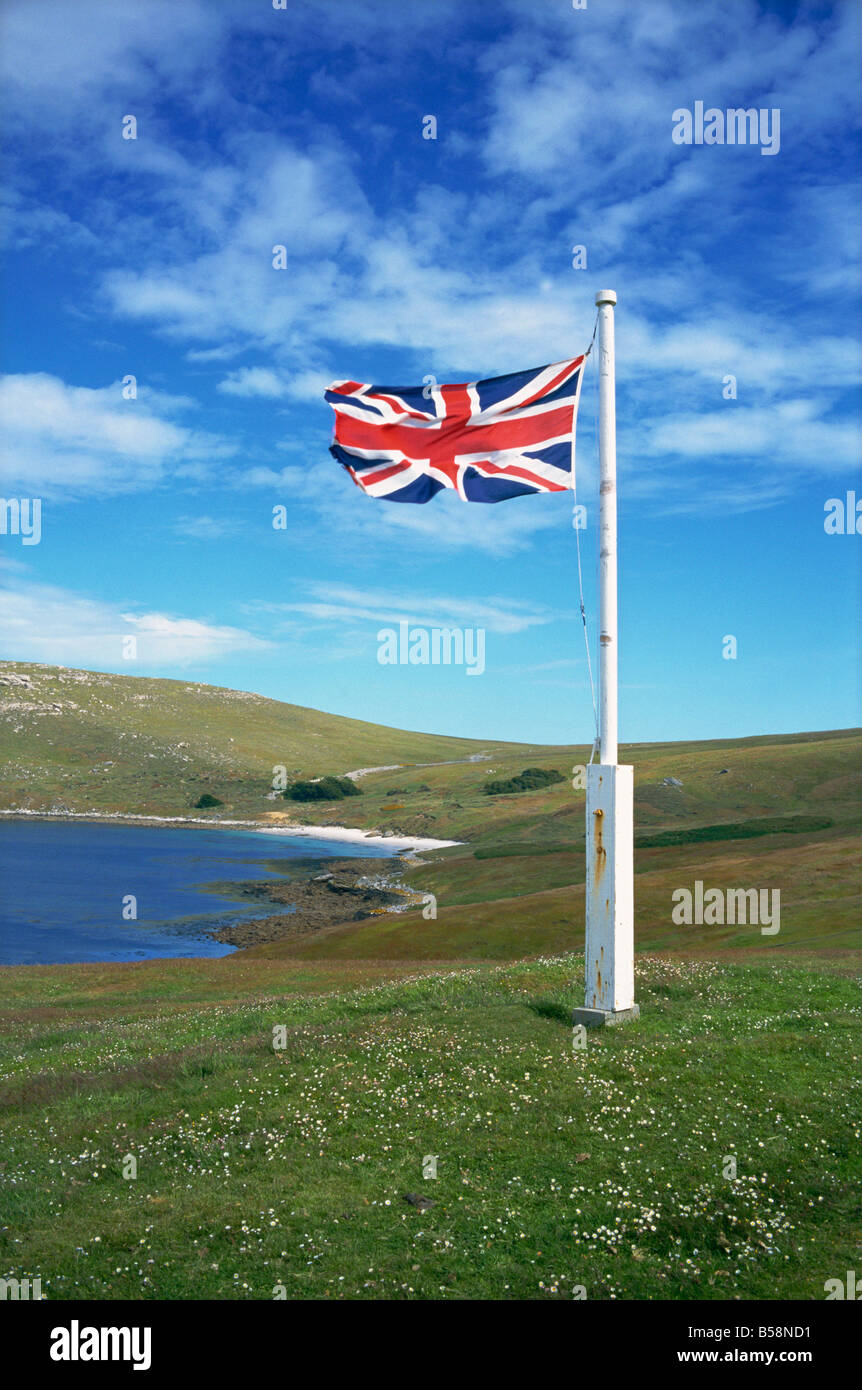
top-left (325, 355), bottom-right (586, 504)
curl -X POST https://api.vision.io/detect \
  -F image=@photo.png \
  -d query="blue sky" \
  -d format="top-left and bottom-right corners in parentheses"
top-left (0, 0), bottom-right (859, 745)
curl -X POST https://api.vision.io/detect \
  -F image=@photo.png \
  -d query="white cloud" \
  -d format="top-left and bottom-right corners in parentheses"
top-left (0, 575), bottom-right (269, 667)
top-left (217, 365), bottom-right (332, 403)
top-left (620, 319), bottom-right (862, 394)
top-left (0, 374), bottom-right (234, 496)
top-left (642, 400), bottom-right (861, 470)
top-left (218, 367), bottom-right (289, 399)
top-left (171, 515), bottom-right (242, 540)
top-left (282, 370), bottom-right (334, 403)
top-left (0, 0), bottom-right (232, 110)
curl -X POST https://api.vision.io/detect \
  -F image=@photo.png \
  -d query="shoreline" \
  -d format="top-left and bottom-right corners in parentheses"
top-left (0, 814), bottom-right (442, 958)
top-left (0, 807), bottom-right (462, 853)
top-left (208, 856), bottom-right (424, 949)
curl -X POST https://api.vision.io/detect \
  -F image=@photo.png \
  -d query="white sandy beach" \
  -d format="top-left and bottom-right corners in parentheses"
top-left (0, 807), bottom-right (461, 851)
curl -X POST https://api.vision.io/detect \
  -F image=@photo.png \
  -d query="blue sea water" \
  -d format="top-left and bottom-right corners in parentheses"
top-left (0, 820), bottom-right (392, 965)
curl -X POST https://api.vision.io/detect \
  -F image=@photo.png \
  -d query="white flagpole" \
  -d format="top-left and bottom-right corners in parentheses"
top-left (574, 289), bottom-right (639, 1029)
top-left (596, 290), bottom-right (618, 767)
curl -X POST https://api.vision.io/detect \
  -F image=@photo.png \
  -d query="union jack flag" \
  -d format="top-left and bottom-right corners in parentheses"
top-left (324, 355), bottom-right (586, 503)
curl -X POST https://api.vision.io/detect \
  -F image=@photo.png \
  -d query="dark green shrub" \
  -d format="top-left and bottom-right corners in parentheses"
top-left (284, 776), bottom-right (363, 803)
top-left (484, 767), bottom-right (565, 796)
top-left (194, 793), bottom-right (223, 808)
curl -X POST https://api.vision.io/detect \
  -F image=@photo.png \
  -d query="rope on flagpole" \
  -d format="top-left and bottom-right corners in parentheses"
top-left (583, 307), bottom-right (599, 360)
top-left (574, 315), bottom-right (601, 763)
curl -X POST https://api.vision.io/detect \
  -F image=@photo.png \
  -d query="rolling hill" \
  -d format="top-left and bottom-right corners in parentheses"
top-left (0, 661), bottom-right (517, 823)
top-left (1, 661), bottom-right (860, 950)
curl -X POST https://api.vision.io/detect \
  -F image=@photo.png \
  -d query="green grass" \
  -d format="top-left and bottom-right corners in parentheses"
top-left (635, 814), bottom-right (834, 848)
top-left (1, 952), bottom-right (859, 1300)
top-left (474, 842), bottom-right (579, 859)
top-left (259, 820), bottom-right (860, 958)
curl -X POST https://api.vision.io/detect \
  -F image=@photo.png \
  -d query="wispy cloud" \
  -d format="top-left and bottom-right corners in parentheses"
top-left (0, 374), bottom-right (234, 497)
top-left (217, 367), bottom-right (289, 399)
top-left (642, 401), bottom-right (861, 471)
top-left (237, 456), bottom-right (579, 555)
top-left (250, 582), bottom-right (555, 635)
top-left (171, 514), bottom-right (243, 540)
top-left (0, 574), bottom-right (270, 667)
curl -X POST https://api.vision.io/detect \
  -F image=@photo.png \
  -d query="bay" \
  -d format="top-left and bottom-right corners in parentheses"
top-left (0, 820), bottom-right (391, 965)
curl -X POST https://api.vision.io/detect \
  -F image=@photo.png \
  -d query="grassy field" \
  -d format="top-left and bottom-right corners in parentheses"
top-left (1, 951), bottom-right (859, 1300)
top-left (1, 664), bottom-right (860, 1300)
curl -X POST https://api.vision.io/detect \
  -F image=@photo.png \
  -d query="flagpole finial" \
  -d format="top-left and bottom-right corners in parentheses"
top-left (595, 288), bottom-right (617, 306)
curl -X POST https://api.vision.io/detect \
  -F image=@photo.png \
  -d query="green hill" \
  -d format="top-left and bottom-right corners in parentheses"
top-left (1, 662), bottom-right (860, 950)
top-left (0, 661), bottom-right (518, 822)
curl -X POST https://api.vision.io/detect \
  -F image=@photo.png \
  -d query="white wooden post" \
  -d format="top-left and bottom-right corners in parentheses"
top-left (574, 290), bottom-right (639, 1028)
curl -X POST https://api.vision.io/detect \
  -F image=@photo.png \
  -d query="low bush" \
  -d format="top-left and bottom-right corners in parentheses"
top-left (284, 776), bottom-right (363, 803)
top-left (484, 767), bottom-right (566, 796)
